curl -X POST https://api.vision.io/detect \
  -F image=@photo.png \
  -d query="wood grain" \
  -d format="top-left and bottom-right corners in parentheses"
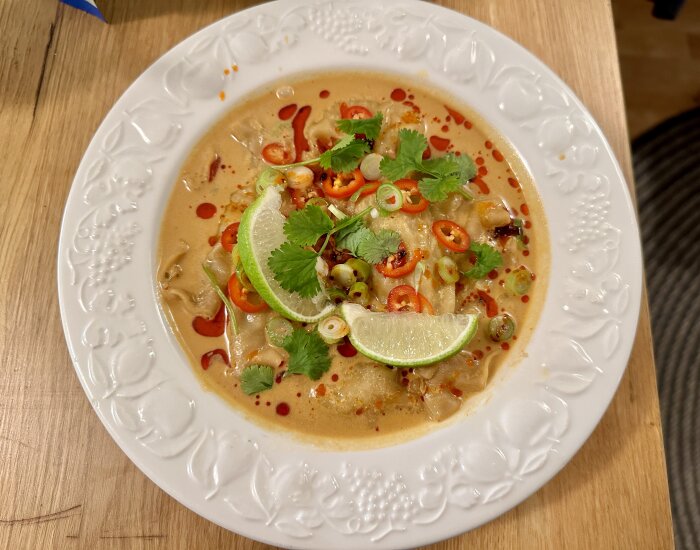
top-left (0, 1), bottom-right (674, 548)
top-left (613, 0), bottom-right (700, 138)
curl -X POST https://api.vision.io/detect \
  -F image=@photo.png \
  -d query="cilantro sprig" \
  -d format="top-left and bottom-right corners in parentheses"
top-left (336, 113), bottom-right (384, 141)
top-left (268, 204), bottom-right (401, 297)
top-left (274, 135), bottom-right (369, 174)
top-left (282, 328), bottom-right (331, 380)
top-left (241, 365), bottom-right (274, 395)
top-left (379, 129), bottom-right (476, 202)
top-left (335, 220), bottom-right (401, 264)
top-left (463, 242), bottom-right (503, 279)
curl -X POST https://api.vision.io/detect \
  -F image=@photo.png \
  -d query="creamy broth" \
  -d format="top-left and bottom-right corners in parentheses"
top-left (157, 72), bottom-right (548, 447)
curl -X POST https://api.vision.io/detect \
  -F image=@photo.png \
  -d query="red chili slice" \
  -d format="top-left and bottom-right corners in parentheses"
top-left (477, 290), bottom-right (499, 318)
top-left (340, 103), bottom-right (373, 120)
top-left (220, 222), bottom-right (240, 252)
top-left (262, 143), bottom-right (293, 165)
top-left (395, 179), bottom-right (429, 214)
top-left (201, 349), bottom-right (229, 370)
top-left (322, 169), bottom-right (366, 199)
top-left (418, 293), bottom-right (435, 315)
top-left (359, 181), bottom-right (381, 198)
top-left (290, 181), bottom-right (326, 209)
top-left (431, 220), bottom-right (470, 252)
top-left (228, 274), bottom-right (269, 313)
top-left (376, 243), bottom-right (423, 278)
top-left (387, 285), bottom-right (421, 313)
top-left (192, 303), bottom-right (226, 337)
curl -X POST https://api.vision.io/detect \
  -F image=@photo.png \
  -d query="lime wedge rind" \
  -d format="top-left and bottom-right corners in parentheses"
top-left (238, 186), bottom-right (334, 323)
top-left (341, 303), bottom-right (478, 366)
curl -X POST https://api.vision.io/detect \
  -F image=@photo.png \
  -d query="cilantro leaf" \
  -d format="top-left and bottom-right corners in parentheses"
top-left (356, 229), bottom-right (402, 264)
top-left (268, 243), bottom-right (321, 297)
top-left (283, 329), bottom-right (331, 380)
top-left (240, 365), bottom-right (275, 395)
top-left (418, 174), bottom-right (464, 202)
top-left (336, 225), bottom-right (373, 257)
top-left (284, 205), bottom-right (333, 246)
top-left (419, 153), bottom-right (477, 202)
top-left (336, 113), bottom-right (384, 141)
top-left (379, 129), bottom-right (427, 180)
top-left (463, 242), bottom-right (503, 279)
top-left (319, 136), bottom-right (370, 173)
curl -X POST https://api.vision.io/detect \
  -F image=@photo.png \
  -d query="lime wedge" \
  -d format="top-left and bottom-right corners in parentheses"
top-left (238, 186), bottom-right (334, 323)
top-left (340, 303), bottom-right (478, 366)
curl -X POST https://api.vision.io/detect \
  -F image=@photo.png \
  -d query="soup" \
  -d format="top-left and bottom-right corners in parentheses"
top-left (157, 72), bottom-right (548, 445)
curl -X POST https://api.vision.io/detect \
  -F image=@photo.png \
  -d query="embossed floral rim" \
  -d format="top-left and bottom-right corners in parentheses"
top-left (57, 1), bottom-right (642, 548)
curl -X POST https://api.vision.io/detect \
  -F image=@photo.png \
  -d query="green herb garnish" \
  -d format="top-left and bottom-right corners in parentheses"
top-left (463, 242), bottom-right (503, 279)
top-left (282, 328), bottom-right (331, 380)
top-left (202, 265), bottom-right (239, 335)
top-left (379, 129), bottom-right (476, 202)
top-left (284, 204), bottom-right (334, 247)
top-left (240, 365), bottom-right (275, 395)
top-left (336, 113), bottom-right (384, 141)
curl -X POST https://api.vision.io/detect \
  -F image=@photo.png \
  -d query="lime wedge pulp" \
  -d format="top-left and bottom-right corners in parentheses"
top-left (340, 303), bottom-right (478, 366)
top-left (238, 186), bottom-right (334, 323)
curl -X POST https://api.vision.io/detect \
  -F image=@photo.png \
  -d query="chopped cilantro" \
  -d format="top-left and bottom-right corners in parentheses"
top-left (463, 242), bottom-right (503, 279)
top-left (319, 135), bottom-right (370, 173)
top-left (380, 131), bottom-right (476, 202)
top-left (336, 113), bottom-right (384, 141)
top-left (283, 329), bottom-right (331, 380)
top-left (268, 243), bottom-right (321, 297)
top-left (240, 365), bottom-right (275, 395)
top-left (379, 129), bottom-right (427, 180)
top-left (356, 229), bottom-right (402, 264)
top-left (284, 204), bottom-right (333, 246)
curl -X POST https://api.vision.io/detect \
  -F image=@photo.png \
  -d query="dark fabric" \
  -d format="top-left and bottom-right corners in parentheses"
top-left (633, 107), bottom-right (700, 550)
top-left (653, 0), bottom-right (686, 20)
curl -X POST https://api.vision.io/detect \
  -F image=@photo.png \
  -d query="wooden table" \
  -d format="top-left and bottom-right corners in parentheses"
top-left (0, 1), bottom-right (675, 548)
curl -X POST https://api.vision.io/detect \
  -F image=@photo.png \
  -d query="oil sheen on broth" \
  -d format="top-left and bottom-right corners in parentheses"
top-left (157, 72), bottom-right (548, 445)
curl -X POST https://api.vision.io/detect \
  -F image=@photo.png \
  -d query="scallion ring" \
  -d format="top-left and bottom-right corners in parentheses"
top-left (375, 183), bottom-right (403, 213)
top-left (265, 316), bottom-right (294, 347)
top-left (318, 315), bottom-right (349, 345)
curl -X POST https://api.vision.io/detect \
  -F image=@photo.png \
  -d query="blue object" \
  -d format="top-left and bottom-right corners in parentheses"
top-left (61, 0), bottom-right (106, 21)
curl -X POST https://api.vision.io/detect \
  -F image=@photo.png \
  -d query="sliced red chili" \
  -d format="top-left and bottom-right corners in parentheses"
top-left (262, 143), bottom-right (293, 165)
top-left (201, 349), bottom-right (229, 370)
top-left (290, 183), bottom-right (325, 209)
top-left (432, 220), bottom-right (470, 252)
top-left (418, 293), bottom-right (435, 315)
top-left (477, 290), bottom-right (499, 318)
top-left (376, 243), bottom-right (423, 278)
top-left (228, 274), bottom-right (269, 313)
top-left (395, 179), bottom-right (429, 214)
top-left (220, 222), bottom-right (240, 252)
top-left (193, 303), bottom-right (226, 337)
top-left (359, 181), bottom-right (381, 198)
top-left (322, 169), bottom-right (365, 199)
top-left (387, 285), bottom-right (421, 313)
top-left (340, 103), bottom-right (373, 120)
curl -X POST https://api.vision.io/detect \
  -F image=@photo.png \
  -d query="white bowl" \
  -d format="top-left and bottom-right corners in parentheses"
top-left (58, 1), bottom-right (642, 548)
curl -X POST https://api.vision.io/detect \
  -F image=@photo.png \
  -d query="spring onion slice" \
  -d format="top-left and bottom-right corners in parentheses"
top-left (350, 184), bottom-right (376, 203)
top-left (328, 204), bottom-right (347, 220)
top-left (412, 260), bottom-right (427, 293)
top-left (318, 315), bottom-right (349, 344)
top-left (202, 265), bottom-right (239, 335)
top-left (255, 167), bottom-right (285, 196)
top-left (375, 183), bottom-right (403, 213)
top-left (265, 316), bottom-right (294, 347)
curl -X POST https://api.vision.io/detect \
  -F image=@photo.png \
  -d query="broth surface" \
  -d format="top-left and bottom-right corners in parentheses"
top-left (157, 72), bottom-right (548, 447)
